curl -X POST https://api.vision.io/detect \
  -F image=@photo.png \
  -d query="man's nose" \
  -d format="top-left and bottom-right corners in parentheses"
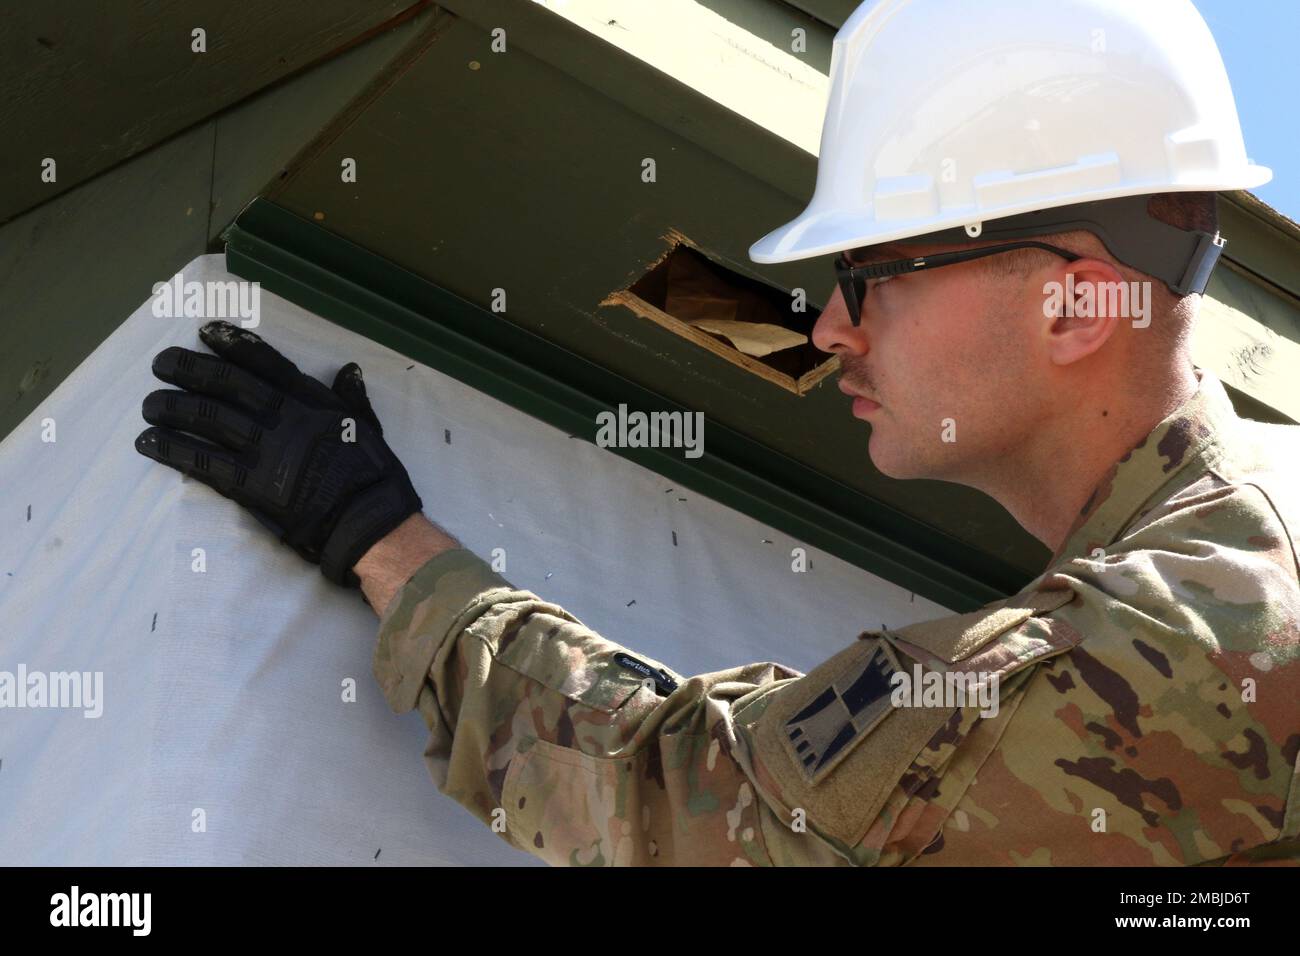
top-left (812, 283), bottom-right (869, 355)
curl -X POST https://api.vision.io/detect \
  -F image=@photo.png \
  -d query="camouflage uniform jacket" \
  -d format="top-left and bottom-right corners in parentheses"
top-left (372, 366), bottom-right (1300, 865)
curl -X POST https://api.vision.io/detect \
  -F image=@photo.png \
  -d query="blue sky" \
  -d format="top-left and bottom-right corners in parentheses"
top-left (1192, 0), bottom-right (1299, 223)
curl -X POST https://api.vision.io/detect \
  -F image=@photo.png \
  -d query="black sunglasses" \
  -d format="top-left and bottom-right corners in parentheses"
top-left (834, 241), bottom-right (1083, 327)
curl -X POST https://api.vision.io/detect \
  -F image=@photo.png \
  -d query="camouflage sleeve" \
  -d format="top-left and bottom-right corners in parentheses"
top-left (371, 500), bottom-right (1300, 867)
top-left (371, 547), bottom-right (1082, 865)
top-left (372, 548), bottom-right (814, 865)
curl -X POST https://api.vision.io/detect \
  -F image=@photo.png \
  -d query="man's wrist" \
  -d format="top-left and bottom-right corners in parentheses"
top-left (353, 512), bottom-right (461, 617)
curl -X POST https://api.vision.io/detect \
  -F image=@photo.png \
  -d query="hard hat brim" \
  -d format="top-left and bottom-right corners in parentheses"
top-left (748, 166), bottom-right (1273, 265)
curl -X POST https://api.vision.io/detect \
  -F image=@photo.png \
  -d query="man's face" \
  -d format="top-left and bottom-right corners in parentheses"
top-left (814, 242), bottom-right (1046, 482)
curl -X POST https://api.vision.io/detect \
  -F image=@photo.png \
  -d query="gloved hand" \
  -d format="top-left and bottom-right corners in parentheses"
top-left (134, 320), bottom-right (423, 589)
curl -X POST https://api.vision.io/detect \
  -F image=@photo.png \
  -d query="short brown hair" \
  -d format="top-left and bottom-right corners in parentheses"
top-left (1146, 191), bottom-right (1219, 236)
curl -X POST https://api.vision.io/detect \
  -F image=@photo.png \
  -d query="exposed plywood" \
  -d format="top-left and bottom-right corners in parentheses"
top-left (605, 288), bottom-right (837, 394)
top-left (0, 0), bottom-right (418, 223)
top-left (604, 227), bottom-right (835, 394)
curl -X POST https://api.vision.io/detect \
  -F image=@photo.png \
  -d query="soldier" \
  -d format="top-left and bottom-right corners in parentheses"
top-left (136, 0), bottom-right (1299, 865)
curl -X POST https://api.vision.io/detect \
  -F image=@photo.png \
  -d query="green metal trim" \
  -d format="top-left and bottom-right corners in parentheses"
top-left (223, 198), bottom-right (1028, 611)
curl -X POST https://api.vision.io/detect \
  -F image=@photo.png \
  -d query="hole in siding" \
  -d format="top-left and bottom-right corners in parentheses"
top-left (601, 231), bottom-right (836, 396)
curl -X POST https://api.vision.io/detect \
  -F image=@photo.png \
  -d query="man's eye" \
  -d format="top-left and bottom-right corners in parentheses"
top-left (868, 274), bottom-right (896, 288)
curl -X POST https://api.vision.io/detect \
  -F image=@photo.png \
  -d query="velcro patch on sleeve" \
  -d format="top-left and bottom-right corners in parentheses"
top-left (782, 639), bottom-right (901, 785)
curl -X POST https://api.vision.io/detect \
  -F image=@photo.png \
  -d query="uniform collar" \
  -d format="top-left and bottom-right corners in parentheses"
top-left (1048, 365), bottom-right (1241, 567)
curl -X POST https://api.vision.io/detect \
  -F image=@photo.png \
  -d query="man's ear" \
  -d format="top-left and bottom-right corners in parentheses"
top-left (1039, 257), bottom-right (1127, 366)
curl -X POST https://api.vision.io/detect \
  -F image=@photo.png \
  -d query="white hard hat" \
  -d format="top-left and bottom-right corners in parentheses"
top-left (749, 0), bottom-right (1272, 266)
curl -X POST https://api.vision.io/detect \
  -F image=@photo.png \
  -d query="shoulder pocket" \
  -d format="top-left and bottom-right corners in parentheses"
top-left (742, 587), bottom-right (1080, 851)
top-left (884, 585), bottom-right (1078, 675)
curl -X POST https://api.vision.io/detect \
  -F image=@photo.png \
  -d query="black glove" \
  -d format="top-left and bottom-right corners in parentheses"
top-left (134, 320), bottom-right (423, 588)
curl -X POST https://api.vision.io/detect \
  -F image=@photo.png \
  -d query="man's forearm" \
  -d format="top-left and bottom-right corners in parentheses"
top-left (353, 512), bottom-right (461, 616)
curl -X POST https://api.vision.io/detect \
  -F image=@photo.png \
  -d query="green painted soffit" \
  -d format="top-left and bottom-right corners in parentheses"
top-left (224, 198), bottom-right (1024, 611)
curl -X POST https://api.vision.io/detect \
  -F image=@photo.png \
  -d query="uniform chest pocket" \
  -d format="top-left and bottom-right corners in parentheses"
top-left (740, 587), bottom-right (1081, 852)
